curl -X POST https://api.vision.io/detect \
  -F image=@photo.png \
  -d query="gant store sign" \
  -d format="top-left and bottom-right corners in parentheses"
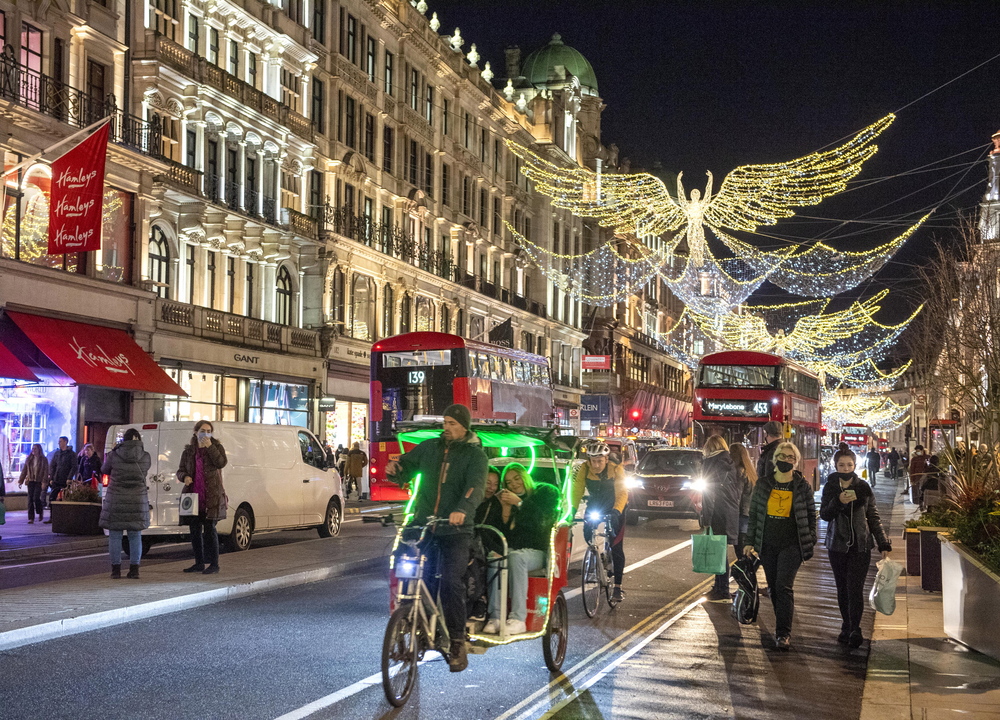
top-left (4, 312), bottom-right (185, 395)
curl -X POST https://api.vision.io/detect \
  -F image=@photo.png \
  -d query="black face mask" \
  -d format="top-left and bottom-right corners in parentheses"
top-left (836, 472), bottom-right (854, 482)
top-left (775, 460), bottom-right (794, 474)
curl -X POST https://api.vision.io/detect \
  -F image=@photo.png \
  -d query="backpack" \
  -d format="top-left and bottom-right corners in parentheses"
top-left (730, 554), bottom-right (760, 625)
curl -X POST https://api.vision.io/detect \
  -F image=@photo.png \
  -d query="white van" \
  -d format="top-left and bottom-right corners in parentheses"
top-left (104, 422), bottom-right (343, 554)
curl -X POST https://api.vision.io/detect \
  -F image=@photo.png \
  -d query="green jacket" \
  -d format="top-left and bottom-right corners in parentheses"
top-left (394, 430), bottom-right (487, 535)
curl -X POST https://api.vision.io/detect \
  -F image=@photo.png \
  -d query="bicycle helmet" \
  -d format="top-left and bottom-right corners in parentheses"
top-left (586, 441), bottom-right (611, 457)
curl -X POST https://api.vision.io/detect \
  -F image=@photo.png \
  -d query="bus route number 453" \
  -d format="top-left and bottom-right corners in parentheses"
top-left (408, 370), bottom-right (426, 384)
top-left (752, 401), bottom-right (769, 415)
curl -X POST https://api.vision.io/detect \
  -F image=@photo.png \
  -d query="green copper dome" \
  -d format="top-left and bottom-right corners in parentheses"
top-left (521, 33), bottom-right (598, 93)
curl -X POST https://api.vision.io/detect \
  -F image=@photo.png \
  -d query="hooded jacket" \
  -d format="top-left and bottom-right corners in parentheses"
top-left (99, 439), bottom-right (151, 531)
top-left (701, 450), bottom-right (746, 543)
top-left (743, 469), bottom-right (817, 561)
top-left (820, 473), bottom-right (891, 554)
top-left (393, 429), bottom-right (487, 535)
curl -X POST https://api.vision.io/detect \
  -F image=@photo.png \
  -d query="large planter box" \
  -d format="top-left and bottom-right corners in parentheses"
top-left (49, 501), bottom-right (104, 535)
top-left (941, 534), bottom-right (1000, 662)
top-left (919, 527), bottom-right (951, 592)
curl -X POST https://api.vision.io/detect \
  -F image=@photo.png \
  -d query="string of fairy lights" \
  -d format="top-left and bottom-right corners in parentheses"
top-left (508, 114), bottom-right (922, 432)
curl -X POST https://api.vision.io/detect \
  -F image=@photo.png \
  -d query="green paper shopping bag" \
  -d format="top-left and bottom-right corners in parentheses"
top-left (691, 528), bottom-right (728, 574)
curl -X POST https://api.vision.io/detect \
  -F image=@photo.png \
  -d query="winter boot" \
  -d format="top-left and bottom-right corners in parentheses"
top-left (127, 564), bottom-right (140, 579)
top-left (110, 564), bottom-right (122, 579)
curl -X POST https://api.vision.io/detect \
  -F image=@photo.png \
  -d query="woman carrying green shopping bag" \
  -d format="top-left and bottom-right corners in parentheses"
top-left (741, 441), bottom-right (816, 651)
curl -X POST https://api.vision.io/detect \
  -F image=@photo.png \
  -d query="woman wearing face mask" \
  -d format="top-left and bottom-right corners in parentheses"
top-left (483, 463), bottom-right (560, 635)
top-left (820, 449), bottom-right (891, 648)
top-left (742, 441), bottom-right (817, 651)
top-left (177, 420), bottom-right (228, 574)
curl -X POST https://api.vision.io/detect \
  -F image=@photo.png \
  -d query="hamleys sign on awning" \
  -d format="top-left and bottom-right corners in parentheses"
top-left (581, 355), bottom-right (612, 370)
top-left (5, 311), bottom-right (186, 396)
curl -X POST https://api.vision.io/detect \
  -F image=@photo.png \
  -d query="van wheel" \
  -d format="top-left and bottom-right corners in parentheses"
top-left (625, 509), bottom-right (639, 526)
top-left (318, 500), bottom-right (342, 538)
top-left (227, 507), bottom-right (254, 551)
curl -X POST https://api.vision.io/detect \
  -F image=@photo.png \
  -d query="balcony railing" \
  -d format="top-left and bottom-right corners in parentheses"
top-left (140, 32), bottom-right (314, 143)
top-left (0, 44), bottom-right (163, 160)
top-left (156, 299), bottom-right (320, 356)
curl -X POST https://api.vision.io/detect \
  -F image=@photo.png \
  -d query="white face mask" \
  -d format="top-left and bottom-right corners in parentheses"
top-left (197, 431), bottom-right (212, 442)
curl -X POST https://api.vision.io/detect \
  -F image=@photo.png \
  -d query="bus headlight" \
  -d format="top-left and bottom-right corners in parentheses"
top-left (683, 477), bottom-right (707, 493)
top-left (625, 475), bottom-right (644, 489)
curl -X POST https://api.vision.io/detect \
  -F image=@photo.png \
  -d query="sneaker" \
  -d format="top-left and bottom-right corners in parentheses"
top-left (448, 640), bottom-right (468, 673)
top-left (482, 618), bottom-right (501, 634)
top-left (505, 619), bottom-right (527, 634)
top-left (183, 563), bottom-right (205, 573)
top-left (848, 630), bottom-right (864, 648)
top-left (202, 565), bottom-right (220, 575)
top-left (612, 586), bottom-right (625, 604)
top-left (775, 635), bottom-right (791, 651)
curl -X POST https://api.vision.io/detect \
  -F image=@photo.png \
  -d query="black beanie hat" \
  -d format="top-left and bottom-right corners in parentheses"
top-left (443, 403), bottom-right (472, 430)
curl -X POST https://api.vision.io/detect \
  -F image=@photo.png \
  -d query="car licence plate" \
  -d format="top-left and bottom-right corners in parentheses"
top-left (648, 500), bottom-right (674, 508)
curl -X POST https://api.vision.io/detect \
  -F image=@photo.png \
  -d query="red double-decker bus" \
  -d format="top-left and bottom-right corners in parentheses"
top-left (692, 350), bottom-right (822, 487)
top-left (368, 332), bottom-right (554, 501)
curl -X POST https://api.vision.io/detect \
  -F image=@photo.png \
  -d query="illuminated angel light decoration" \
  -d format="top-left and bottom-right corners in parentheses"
top-left (506, 115), bottom-right (920, 307)
top-left (822, 390), bottom-right (911, 433)
top-left (657, 291), bottom-right (919, 388)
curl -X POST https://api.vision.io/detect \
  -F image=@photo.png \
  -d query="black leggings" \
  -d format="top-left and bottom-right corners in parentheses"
top-left (584, 510), bottom-right (626, 585)
top-left (828, 550), bottom-right (871, 634)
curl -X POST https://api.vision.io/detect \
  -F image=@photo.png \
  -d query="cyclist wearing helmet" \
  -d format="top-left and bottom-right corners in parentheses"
top-left (572, 440), bottom-right (629, 603)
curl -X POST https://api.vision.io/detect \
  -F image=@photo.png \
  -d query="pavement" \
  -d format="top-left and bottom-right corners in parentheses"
top-left (1, 472), bottom-right (998, 719)
top-left (861, 476), bottom-right (1000, 720)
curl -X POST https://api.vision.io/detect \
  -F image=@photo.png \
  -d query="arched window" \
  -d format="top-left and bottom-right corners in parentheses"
top-left (148, 226), bottom-right (171, 299)
top-left (415, 296), bottom-right (434, 332)
top-left (276, 265), bottom-right (293, 325)
top-left (399, 292), bottom-right (412, 333)
top-left (382, 284), bottom-right (394, 337)
top-left (351, 274), bottom-right (375, 341)
top-left (330, 267), bottom-right (345, 325)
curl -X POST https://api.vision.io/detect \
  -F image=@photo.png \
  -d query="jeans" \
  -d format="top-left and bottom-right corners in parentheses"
top-left (26, 481), bottom-right (44, 520)
top-left (759, 542), bottom-right (803, 638)
top-left (488, 547), bottom-right (546, 622)
top-left (430, 532), bottom-right (472, 642)
top-left (828, 550), bottom-right (871, 634)
top-left (189, 517), bottom-right (219, 567)
top-left (108, 529), bottom-right (143, 566)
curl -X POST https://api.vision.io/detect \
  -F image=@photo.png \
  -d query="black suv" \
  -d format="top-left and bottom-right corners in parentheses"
top-left (624, 448), bottom-right (704, 525)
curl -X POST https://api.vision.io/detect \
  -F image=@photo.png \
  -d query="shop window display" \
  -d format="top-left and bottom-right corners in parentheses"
top-left (324, 400), bottom-right (368, 449)
top-left (249, 379), bottom-right (308, 426)
top-left (160, 370), bottom-right (238, 423)
top-left (0, 375), bottom-right (78, 494)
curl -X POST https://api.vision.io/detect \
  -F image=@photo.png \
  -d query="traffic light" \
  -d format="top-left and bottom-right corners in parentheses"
top-left (630, 409), bottom-right (641, 421)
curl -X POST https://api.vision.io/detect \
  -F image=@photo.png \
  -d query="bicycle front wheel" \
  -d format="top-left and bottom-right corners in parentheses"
top-left (581, 547), bottom-right (602, 618)
top-left (382, 604), bottom-right (419, 707)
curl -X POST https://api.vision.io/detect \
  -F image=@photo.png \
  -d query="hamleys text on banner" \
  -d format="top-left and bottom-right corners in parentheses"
top-left (48, 122), bottom-right (110, 255)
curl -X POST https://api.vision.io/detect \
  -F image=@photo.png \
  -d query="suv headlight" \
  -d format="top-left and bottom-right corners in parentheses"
top-left (682, 477), bottom-right (707, 493)
top-left (624, 475), bottom-right (644, 489)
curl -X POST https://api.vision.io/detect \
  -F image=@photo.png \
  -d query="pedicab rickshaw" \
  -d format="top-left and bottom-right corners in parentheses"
top-left (381, 423), bottom-right (575, 707)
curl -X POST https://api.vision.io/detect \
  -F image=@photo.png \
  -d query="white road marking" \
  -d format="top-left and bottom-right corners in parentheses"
top-left (563, 538), bottom-right (692, 600)
top-left (270, 539), bottom-right (701, 720)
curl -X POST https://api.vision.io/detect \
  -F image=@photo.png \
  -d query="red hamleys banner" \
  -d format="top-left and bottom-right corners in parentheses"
top-left (47, 122), bottom-right (110, 255)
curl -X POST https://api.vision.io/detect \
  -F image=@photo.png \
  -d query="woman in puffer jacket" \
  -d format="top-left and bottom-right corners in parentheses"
top-left (820, 448), bottom-right (891, 648)
top-left (99, 429), bottom-right (151, 580)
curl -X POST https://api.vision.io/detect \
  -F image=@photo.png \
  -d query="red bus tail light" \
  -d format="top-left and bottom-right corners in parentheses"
top-left (101, 474), bottom-right (110, 487)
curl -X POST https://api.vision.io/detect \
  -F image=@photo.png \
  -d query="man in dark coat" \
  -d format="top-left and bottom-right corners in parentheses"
top-left (756, 421), bottom-right (783, 480)
top-left (386, 403), bottom-right (486, 673)
top-left (701, 442), bottom-right (745, 599)
top-left (865, 448), bottom-right (882, 487)
top-left (45, 436), bottom-right (76, 519)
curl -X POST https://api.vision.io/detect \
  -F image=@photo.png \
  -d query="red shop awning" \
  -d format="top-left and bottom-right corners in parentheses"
top-left (5, 311), bottom-right (186, 396)
top-left (0, 340), bottom-right (39, 382)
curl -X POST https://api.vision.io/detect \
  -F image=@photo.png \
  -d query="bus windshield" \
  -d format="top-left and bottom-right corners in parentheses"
top-left (374, 359), bottom-right (458, 435)
top-left (699, 365), bottom-right (779, 389)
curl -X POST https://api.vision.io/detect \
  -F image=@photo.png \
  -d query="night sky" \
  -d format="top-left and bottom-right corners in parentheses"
top-left (427, 0), bottom-right (1000, 310)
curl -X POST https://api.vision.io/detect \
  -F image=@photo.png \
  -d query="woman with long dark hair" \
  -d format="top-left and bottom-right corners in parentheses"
top-left (176, 420), bottom-right (228, 575)
top-left (701, 435), bottom-right (744, 599)
top-left (820, 448), bottom-right (891, 647)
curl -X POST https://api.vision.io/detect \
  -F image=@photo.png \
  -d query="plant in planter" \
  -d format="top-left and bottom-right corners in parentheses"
top-left (906, 221), bottom-right (1000, 660)
top-left (50, 480), bottom-right (104, 536)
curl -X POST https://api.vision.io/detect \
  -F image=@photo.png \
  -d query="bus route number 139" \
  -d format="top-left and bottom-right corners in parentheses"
top-left (408, 370), bottom-right (426, 384)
